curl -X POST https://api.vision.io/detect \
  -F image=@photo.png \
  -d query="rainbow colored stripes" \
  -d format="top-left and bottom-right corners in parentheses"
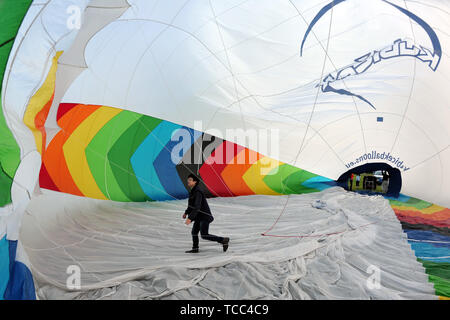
top-left (387, 195), bottom-right (450, 298)
top-left (38, 103), bottom-right (333, 201)
top-left (390, 197), bottom-right (450, 231)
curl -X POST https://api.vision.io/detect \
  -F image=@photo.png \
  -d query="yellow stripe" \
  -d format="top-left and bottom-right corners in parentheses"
top-left (391, 204), bottom-right (446, 214)
top-left (63, 106), bottom-right (121, 200)
top-left (23, 51), bottom-right (63, 154)
top-left (243, 157), bottom-right (282, 195)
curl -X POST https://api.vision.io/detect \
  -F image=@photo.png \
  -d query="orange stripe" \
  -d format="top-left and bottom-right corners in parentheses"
top-left (221, 148), bottom-right (262, 196)
top-left (393, 208), bottom-right (450, 222)
top-left (43, 105), bottom-right (100, 195)
top-left (34, 92), bottom-right (54, 154)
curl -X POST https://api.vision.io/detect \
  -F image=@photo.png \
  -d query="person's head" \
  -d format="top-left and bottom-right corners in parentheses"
top-left (187, 174), bottom-right (200, 188)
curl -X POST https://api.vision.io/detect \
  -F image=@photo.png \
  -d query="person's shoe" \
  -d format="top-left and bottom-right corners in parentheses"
top-left (222, 237), bottom-right (230, 252)
top-left (185, 248), bottom-right (199, 253)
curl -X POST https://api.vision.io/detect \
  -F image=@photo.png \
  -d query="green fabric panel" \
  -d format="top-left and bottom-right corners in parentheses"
top-left (389, 197), bottom-right (433, 209)
top-left (0, 40), bottom-right (19, 179)
top-left (263, 164), bottom-right (302, 194)
top-left (0, 41), bottom-right (14, 86)
top-left (0, 0), bottom-right (33, 44)
top-left (0, 0), bottom-right (33, 207)
top-left (0, 96), bottom-right (20, 178)
top-left (283, 169), bottom-right (320, 194)
top-left (86, 110), bottom-right (142, 202)
top-left (108, 115), bottom-right (162, 202)
top-left (428, 274), bottom-right (450, 298)
top-left (418, 259), bottom-right (450, 298)
top-left (0, 163), bottom-right (13, 205)
top-left (419, 260), bottom-right (450, 280)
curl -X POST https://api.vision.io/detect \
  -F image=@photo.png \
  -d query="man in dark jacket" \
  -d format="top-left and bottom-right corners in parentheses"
top-left (183, 174), bottom-right (229, 253)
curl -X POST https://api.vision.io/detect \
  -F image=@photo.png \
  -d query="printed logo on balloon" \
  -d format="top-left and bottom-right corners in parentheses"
top-left (300, 0), bottom-right (442, 110)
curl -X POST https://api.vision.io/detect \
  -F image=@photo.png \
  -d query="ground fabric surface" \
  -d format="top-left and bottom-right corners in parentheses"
top-left (20, 187), bottom-right (436, 299)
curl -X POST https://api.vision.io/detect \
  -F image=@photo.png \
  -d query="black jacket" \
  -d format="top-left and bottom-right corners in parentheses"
top-left (184, 184), bottom-right (214, 222)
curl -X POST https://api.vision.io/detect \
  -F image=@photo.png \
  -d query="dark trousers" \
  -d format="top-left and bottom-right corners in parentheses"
top-left (191, 219), bottom-right (224, 249)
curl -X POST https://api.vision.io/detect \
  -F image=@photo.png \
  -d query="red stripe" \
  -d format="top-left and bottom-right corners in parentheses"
top-left (199, 141), bottom-right (239, 197)
top-left (39, 162), bottom-right (59, 192)
top-left (395, 212), bottom-right (450, 228)
top-left (57, 103), bottom-right (79, 123)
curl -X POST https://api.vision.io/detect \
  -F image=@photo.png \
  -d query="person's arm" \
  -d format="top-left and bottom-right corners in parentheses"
top-left (183, 196), bottom-right (192, 218)
top-left (187, 190), bottom-right (202, 221)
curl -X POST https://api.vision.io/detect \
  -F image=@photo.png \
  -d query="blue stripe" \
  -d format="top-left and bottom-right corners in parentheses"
top-left (153, 127), bottom-right (200, 199)
top-left (131, 122), bottom-right (182, 201)
top-left (0, 236), bottom-right (10, 300)
top-left (404, 229), bottom-right (450, 246)
top-left (302, 176), bottom-right (336, 191)
top-left (1, 238), bottom-right (36, 300)
top-left (4, 260), bottom-right (36, 300)
top-left (409, 241), bottom-right (450, 263)
top-left (385, 193), bottom-right (411, 202)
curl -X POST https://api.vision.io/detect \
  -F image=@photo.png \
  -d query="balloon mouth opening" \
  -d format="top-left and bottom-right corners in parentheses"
top-left (336, 162), bottom-right (402, 198)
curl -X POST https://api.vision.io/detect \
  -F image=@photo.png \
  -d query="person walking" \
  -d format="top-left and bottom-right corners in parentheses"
top-left (183, 174), bottom-right (230, 253)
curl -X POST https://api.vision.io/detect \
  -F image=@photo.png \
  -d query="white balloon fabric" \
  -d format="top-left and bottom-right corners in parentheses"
top-left (23, 187), bottom-right (436, 299)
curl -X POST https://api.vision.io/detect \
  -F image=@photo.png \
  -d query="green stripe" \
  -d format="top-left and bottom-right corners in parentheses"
top-left (0, 39), bottom-right (18, 178)
top-left (283, 169), bottom-right (320, 194)
top-left (418, 259), bottom-right (450, 298)
top-left (389, 197), bottom-right (433, 209)
top-left (108, 114), bottom-right (162, 202)
top-left (0, 0), bottom-right (33, 207)
top-left (429, 274), bottom-right (450, 298)
top-left (86, 110), bottom-right (142, 202)
top-left (263, 164), bottom-right (321, 195)
top-left (0, 37), bottom-right (14, 48)
top-left (263, 164), bottom-right (301, 194)
top-left (0, 163), bottom-right (13, 204)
